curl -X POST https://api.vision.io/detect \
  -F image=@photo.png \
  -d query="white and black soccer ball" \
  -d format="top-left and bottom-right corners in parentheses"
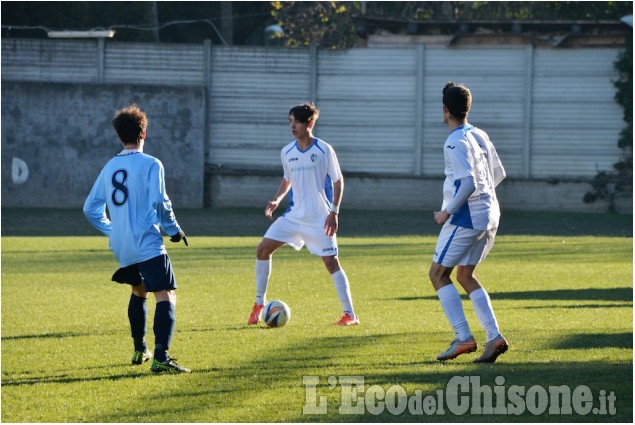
top-left (263, 300), bottom-right (291, 328)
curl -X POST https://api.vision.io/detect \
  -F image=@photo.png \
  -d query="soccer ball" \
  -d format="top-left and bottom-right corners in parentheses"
top-left (263, 300), bottom-right (291, 328)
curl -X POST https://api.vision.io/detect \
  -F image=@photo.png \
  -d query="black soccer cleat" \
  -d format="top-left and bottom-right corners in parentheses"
top-left (150, 358), bottom-right (191, 374)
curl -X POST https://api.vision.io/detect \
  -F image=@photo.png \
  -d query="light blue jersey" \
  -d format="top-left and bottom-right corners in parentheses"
top-left (83, 150), bottom-right (182, 267)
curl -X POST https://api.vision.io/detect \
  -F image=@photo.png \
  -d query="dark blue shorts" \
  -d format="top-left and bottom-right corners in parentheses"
top-left (111, 254), bottom-right (177, 292)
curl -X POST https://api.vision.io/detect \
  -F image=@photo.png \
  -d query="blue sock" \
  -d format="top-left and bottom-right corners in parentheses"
top-left (153, 301), bottom-right (175, 362)
top-left (128, 294), bottom-right (147, 352)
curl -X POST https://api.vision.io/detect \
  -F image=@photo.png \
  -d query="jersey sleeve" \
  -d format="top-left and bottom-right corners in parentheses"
top-left (83, 169), bottom-right (112, 236)
top-left (447, 140), bottom-right (474, 182)
top-left (470, 129), bottom-right (506, 187)
top-left (326, 144), bottom-right (343, 182)
top-left (149, 160), bottom-right (181, 237)
top-left (281, 147), bottom-right (292, 181)
top-left (488, 142), bottom-right (506, 187)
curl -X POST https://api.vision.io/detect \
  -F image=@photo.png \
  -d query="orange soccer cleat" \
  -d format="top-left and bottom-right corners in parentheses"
top-left (474, 334), bottom-right (508, 363)
top-left (332, 313), bottom-right (360, 326)
top-left (436, 336), bottom-right (477, 361)
top-left (247, 303), bottom-right (264, 325)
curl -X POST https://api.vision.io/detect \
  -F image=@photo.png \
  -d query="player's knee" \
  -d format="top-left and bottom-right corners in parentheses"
top-left (155, 289), bottom-right (176, 304)
top-left (256, 242), bottom-right (270, 260)
top-left (428, 266), bottom-right (442, 285)
top-left (132, 285), bottom-right (147, 298)
top-left (429, 264), bottom-right (451, 288)
top-left (456, 269), bottom-right (475, 286)
top-left (323, 256), bottom-right (340, 274)
top-left (456, 274), bottom-right (469, 287)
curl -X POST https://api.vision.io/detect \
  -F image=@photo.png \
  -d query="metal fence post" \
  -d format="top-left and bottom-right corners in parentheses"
top-left (203, 39), bottom-right (212, 207)
top-left (414, 44), bottom-right (425, 176)
top-left (97, 38), bottom-right (105, 83)
top-left (522, 44), bottom-right (534, 178)
top-left (309, 43), bottom-right (318, 103)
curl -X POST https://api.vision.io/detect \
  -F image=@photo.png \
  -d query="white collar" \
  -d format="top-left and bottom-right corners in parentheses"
top-left (118, 148), bottom-right (142, 155)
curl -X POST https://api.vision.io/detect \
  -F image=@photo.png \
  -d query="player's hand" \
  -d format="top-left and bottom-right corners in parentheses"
top-left (170, 229), bottom-right (189, 246)
top-left (324, 212), bottom-right (339, 237)
top-left (434, 210), bottom-right (450, 225)
top-left (264, 200), bottom-right (279, 220)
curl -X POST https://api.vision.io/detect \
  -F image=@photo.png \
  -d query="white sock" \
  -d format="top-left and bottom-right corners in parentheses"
top-left (469, 288), bottom-right (500, 342)
top-left (255, 259), bottom-right (271, 305)
top-left (331, 269), bottom-right (355, 317)
top-left (437, 284), bottom-right (471, 341)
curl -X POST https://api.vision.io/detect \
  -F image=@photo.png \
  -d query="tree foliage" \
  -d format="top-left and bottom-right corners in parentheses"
top-left (270, 1), bottom-right (359, 48)
top-left (3, 2), bottom-right (631, 46)
top-left (584, 35), bottom-right (633, 213)
top-left (269, 1), bottom-right (633, 48)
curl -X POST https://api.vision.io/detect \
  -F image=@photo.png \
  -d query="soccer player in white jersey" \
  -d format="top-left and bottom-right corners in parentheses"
top-left (84, 104), bottom-right (191, 373)
top-left (247, 103), bottom-right (359, 326)
top-left (429, 83), bottom-right (508, 363)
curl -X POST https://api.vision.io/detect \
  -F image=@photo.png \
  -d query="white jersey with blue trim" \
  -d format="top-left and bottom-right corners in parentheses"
top-left (280, 138), bottom-right (343, 224)
top-left (441, 124), bottom-right (506, 231)
top-left (83, 150), bottom-right (182, 267)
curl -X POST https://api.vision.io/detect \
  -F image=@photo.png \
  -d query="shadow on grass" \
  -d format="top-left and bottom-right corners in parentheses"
top-left (1, 366), bottom-right (150, 387)
top-left (2, 208), bottom-right (632, 237)
top-left (397, 287), bottom-right (633, 303)
top-left (1, 328), bottom-right (125, 342)
top-left (3, 328), bottom-right (632, 422)
top-left (490, 288), bottom-right (633, 302)
top-left (553, 332), bottom-right (632, 350)
top-left (95, 332), bottom-right (631, 423)
top-left (1, 331), bottom-right (90, 341)
top-left (523, 303), bottom-right (633, 310)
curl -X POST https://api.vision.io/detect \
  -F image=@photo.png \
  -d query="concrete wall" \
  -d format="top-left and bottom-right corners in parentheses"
top-left (1, 82), bottom-right (206, 208)
top-left (208, 173), bottom-right (632, 214)
top-left (2, 80), bottom-right (629, 214)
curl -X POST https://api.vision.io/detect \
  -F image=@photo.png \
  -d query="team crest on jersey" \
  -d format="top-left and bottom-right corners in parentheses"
top-left (310, 154), bottom-right (318, 162)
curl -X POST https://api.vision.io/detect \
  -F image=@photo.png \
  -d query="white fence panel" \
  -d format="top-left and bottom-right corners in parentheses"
top-left (1, 39), bottom-right (624, 180)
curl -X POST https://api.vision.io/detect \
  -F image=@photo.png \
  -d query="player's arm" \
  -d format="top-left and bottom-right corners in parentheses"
top-left (83, 172), bottom-right (112, 236)
top-left (324, 178), bottom-right (343, 237)
top-left (151, 161), bottom-right (188, 245)
top-left (265, 178), bottom-right (292, 219)
top-left (434, 176), bottom-right (476, 225)
top-left (434, 142), bottom-right (474, 225)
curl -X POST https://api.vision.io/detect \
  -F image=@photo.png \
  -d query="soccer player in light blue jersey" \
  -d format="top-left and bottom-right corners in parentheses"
top-left (247, 103), bottom-right (359, 326)
top-left (83, 104), bottom-right (190, 373)
top-left (429, 83), bottom-right (509, 363)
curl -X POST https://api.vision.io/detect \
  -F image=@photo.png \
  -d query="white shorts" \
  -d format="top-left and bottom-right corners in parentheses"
top-left (432, 223), bottom-right (497, 267)
top-left (264, 216), bottom-right (338, 257)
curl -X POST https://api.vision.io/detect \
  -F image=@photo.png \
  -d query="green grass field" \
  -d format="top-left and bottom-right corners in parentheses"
top-left (1, 208), bottom-right (632, 422)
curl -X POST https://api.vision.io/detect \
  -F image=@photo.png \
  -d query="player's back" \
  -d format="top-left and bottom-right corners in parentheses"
top-left (100, 152), bottom-right (167, 266)
top-left (442, 125), bottom-right (502, 230)
top-left (467, 127), bottom-right (506, 188)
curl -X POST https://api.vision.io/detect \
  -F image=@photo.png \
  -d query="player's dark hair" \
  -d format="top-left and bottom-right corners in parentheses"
top-left (442, 82), bottom-right (471, 120)
top-left (289, 103), bottom-right (320, 125)
top-left (112, 104), bottom-right (148, 145)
